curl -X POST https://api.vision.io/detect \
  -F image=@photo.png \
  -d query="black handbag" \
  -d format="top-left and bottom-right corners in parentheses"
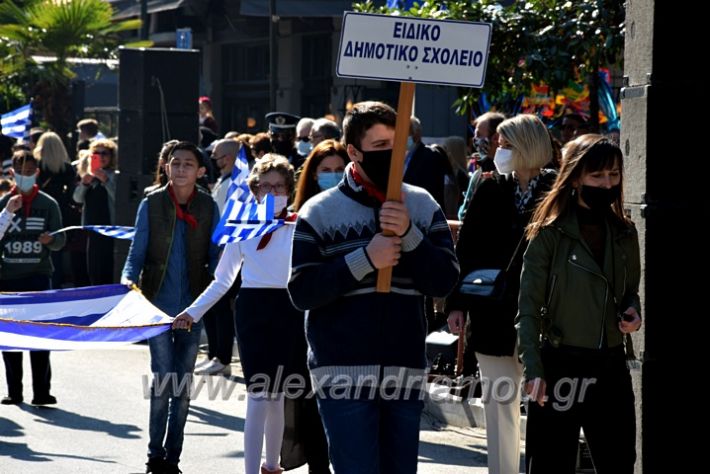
top-left (458, 234), bottom-right (526, 301)
top-left (459, 268), bottom-right (506, 299)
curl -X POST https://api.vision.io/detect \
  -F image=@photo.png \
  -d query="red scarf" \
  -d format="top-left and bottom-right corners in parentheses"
top-left (351, 166), bottom-right (386, 203)
top-left (11, 184), bottom-right (40, 218)
top-left (167, 185), bottom-right (198, 230)
top-left (256, 209), bottom-right (297, 251)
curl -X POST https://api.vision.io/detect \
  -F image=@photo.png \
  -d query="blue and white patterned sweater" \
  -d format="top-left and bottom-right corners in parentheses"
top-left (288, 167), bottom-right (460, 391)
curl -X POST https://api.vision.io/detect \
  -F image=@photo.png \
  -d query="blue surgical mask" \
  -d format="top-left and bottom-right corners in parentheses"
top-left (15, 174), bottom-right (36, 193)
top-left (317, 171), bottom-right (343, 190)
top-left (297, 140), bottom-right (313, 157)
top-left (407, 136), bottom-right (415, 149)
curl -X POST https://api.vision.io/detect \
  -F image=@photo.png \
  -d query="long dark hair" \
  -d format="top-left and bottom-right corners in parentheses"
top-left (527, 134), bottom-right (632, 239)
top-left (292, 139), bottom-right (348, 211)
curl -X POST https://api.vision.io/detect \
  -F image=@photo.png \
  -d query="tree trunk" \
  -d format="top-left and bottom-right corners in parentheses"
top-left (31, 79), bottom-right (72, 146)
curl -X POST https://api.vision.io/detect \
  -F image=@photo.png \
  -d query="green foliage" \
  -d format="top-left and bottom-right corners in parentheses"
top-left (0, 0), bottom-right (146, 134)
top-left (353, 0), bottom-right (625, 117)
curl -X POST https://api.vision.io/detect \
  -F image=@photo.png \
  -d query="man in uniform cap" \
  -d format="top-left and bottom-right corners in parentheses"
top-left (265, 111), bottom-right (303, 169)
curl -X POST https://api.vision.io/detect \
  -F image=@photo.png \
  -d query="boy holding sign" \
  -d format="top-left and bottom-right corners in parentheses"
top-left (288, 101), bottom-right (459, 472)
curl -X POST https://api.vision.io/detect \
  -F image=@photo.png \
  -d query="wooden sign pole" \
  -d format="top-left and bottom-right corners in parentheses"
top-left (456, 329), bottom-right (465, 376)
top-left (376, 81), bottom-right (415, 293)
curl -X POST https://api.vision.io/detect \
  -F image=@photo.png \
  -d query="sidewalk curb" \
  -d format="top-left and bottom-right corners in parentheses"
top-left (424, 383), bottom-right (527, 439)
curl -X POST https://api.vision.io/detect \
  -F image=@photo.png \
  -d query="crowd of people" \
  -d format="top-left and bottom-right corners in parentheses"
top-left (0, 99), bottom-right (638, 474)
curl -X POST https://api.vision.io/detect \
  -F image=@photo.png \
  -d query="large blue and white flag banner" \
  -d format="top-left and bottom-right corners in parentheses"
top-left (0, 285), bottom-right (172, 351)
top-left (50, 225), bottom-right (136, 240)
top-left (1, 104), bottom-right (32, 139)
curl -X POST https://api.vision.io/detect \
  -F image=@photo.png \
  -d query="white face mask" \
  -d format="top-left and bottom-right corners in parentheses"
top-left (493, 148), bottom-right (515, 174)
top-left (273, 194), bottom-right (288, 214)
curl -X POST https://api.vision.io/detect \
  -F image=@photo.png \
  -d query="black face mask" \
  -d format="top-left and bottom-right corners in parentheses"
top-left (357, 148), bottom-right (392, 191)
top-left (271, 139), bottom-right (293, 157)
top-left (474, 136), bottom-right (491, 160)
top-left (580, 185), bottom-right (620, 212)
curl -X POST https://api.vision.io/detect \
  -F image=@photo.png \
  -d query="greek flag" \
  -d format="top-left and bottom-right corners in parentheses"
top-left (226, 144), bottom-right (251, 202)
top-left (212, 144), bottom-right (257, 244)
top-left (0, 285), bottom-right (172, 351)
top-left (216, 194), bottom-right (286, 245)
top-left (50, 225), bottom-right (136, 240)
top-left (1, 104), bottom-right (32, 140)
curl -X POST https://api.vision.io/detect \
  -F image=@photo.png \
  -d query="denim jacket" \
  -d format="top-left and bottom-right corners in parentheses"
top-left (121, 198), bottom-right (220, 316)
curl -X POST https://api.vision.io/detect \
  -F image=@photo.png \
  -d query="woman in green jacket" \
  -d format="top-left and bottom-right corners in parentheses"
top-left (516, 134), bottom-right (642, 474)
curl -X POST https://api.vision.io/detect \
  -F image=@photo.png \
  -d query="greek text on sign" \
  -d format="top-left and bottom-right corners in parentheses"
top-left (337, 12), bottom-right (492, 88)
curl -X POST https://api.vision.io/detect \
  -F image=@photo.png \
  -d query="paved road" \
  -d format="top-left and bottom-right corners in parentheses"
top-left (0, 344), bottom-right (506, 473)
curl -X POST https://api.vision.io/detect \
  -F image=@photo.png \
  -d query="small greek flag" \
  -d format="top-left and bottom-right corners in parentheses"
top-left (226, 144), bottom-right (251, 202)
top-left (1, 104), bottom-right (32, 140)
top-left (216, 194), bottom-right (286, 245)
top-left (50, 225), bottom-right (136, 240)
top-left (0, 285), bottom-right (171, 351)
top-left (212, 144), bottom-right (256, 244)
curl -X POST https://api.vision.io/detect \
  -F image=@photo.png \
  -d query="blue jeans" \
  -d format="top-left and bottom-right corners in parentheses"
top-left (147, 321), bottom-right (203, 464)
top-left (317, 395), bottom-right (424, 474)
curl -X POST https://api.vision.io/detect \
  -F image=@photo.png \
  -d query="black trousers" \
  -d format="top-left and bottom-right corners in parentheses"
top-left (86, 232), bottom-right (113, 285)
top-left (203, 279), bottom-right (238, 365)
top-left (525, 344), bottom-right (636, 474)
top-left (1, 275), bottom-right (52, 400)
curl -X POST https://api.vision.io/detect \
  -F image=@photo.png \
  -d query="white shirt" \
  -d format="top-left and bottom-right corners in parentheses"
top-left (212, 175), bottom-right (231, 214)
top-left (0, 207), bottom-right (16, 239)
top-left (185, 223), bottom-right (295, 321)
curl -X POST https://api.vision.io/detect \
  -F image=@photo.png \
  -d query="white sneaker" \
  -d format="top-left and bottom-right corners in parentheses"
top-left (195, 358), bottom-right (231, 375)
top-left (194, 357), bottom-right (212, 371)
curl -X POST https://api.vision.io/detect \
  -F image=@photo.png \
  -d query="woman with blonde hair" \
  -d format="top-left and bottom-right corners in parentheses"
top-left (446, 114), bottom-right (556, 474)
top-left (73, 138), bottom-right (118, 285)
top-left (35, 131), bottom-right (76, 287)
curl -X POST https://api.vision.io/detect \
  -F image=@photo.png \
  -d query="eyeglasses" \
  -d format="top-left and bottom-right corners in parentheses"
top-left (257, 182), bottom-right (288, 193)
top-left (211, 153), bottom-right (229, 161)
top-left (93, 150), bottom-right (112, 156)
top-left (309, 132), bottom-right (324, 141)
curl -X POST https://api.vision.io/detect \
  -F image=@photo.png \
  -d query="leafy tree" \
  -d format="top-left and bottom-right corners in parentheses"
top-left (0, 0), bottom-right (147, 138)
top-left (354, 0), bottom-right (625, 129)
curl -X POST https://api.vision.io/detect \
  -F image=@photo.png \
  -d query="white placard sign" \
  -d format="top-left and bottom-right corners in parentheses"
top-left (337, 12), bottom-right (492, 88)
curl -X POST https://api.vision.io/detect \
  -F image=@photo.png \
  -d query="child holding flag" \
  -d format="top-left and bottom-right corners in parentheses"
top-left (172, 153), bottom-right (303, 474)
top-left (121, 141), bottom-right (220, 474)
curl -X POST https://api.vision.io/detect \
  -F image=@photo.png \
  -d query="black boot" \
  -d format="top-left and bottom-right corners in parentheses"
top-left (164, 462), bottom-right (182, 474)
top-left (146, 457), bottom-right (166, 474)
top-left (1, 395), bottom-right (23, 405)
